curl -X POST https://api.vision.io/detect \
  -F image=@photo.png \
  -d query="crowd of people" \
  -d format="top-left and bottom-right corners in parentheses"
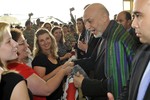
top-left (0, 0), bottom-right (150, 100)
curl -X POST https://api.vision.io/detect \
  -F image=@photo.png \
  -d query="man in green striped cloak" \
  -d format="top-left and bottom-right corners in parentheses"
top-left (71, 3), bottom-right (141, 100)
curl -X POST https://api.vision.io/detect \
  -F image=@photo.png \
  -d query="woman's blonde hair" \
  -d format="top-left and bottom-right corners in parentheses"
top-left (0, 22), bottom-right (10, 68)
top-left (33, 28), bottom-right (58, 58)
top-left (0, 22), bottom-right (18, 73)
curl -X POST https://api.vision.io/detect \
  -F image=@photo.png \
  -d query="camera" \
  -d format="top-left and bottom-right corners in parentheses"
top-left (70, 7), bottom-right (75, 12)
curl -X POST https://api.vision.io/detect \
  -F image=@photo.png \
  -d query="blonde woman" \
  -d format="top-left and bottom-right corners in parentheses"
top-left (0, 22), bottom-right (32, 100)
top-left (32, 28), bottom-right (71, 100)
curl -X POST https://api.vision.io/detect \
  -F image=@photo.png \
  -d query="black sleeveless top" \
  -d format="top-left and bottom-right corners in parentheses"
top-left (0, 72), bottom-right (33, 100)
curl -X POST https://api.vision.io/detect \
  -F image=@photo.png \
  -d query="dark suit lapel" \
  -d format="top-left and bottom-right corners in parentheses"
top-left (95, 39), bottom-right (106, 62)
top-left (129, 45), bottom-right (150, 100)
top-left (88, 34), bottom-right (93, 45)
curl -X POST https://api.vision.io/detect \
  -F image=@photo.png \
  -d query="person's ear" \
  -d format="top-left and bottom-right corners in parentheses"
top-left (127, 19), bottom-right (132, 26)
top-left (102, 14), bottom-right (109, 23)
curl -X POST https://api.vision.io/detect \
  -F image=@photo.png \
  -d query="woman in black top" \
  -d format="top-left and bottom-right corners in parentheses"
top-left (0, 72), bottom-right (33, 100)
top-left (32, 28), bottom-right (69, 100)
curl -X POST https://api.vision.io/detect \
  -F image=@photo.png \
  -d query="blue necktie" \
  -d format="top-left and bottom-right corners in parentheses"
top-left (137, 61), bottom-right (150, 100)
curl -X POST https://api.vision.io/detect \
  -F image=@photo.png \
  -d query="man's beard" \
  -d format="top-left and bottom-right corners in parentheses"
top-left (94, 32), bottom-right (102, 38)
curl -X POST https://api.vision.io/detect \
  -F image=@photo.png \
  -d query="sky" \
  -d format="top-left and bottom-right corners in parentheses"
top-left (0, 0), bottom-right (123, 26)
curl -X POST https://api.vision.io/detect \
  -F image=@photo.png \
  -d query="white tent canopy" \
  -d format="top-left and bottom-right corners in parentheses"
top-left (0, 14), bottom-right (21, 25)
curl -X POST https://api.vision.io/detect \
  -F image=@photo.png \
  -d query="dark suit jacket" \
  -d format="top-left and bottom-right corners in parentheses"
top-left (74, 38), bottom-right (108, 100)
top-left (119, 44), bottom-right (150, 100)
top-left (85, 34), bottom-right (100, 58)
top-left (129, 44), bottom-right (150, 100)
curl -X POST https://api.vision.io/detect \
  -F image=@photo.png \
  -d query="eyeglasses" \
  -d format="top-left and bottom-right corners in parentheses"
top-left (18, 39), bottom-right (28, 45)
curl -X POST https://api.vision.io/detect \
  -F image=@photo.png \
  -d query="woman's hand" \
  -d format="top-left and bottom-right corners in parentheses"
top-left (62, 67), bottom-right (73, 76)
top-left (78, 41), bottom-right (88, 52)
top-left (63, 61), bottom-right (74, 68)
top-left (64, 53), bottom-right (72, 59)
